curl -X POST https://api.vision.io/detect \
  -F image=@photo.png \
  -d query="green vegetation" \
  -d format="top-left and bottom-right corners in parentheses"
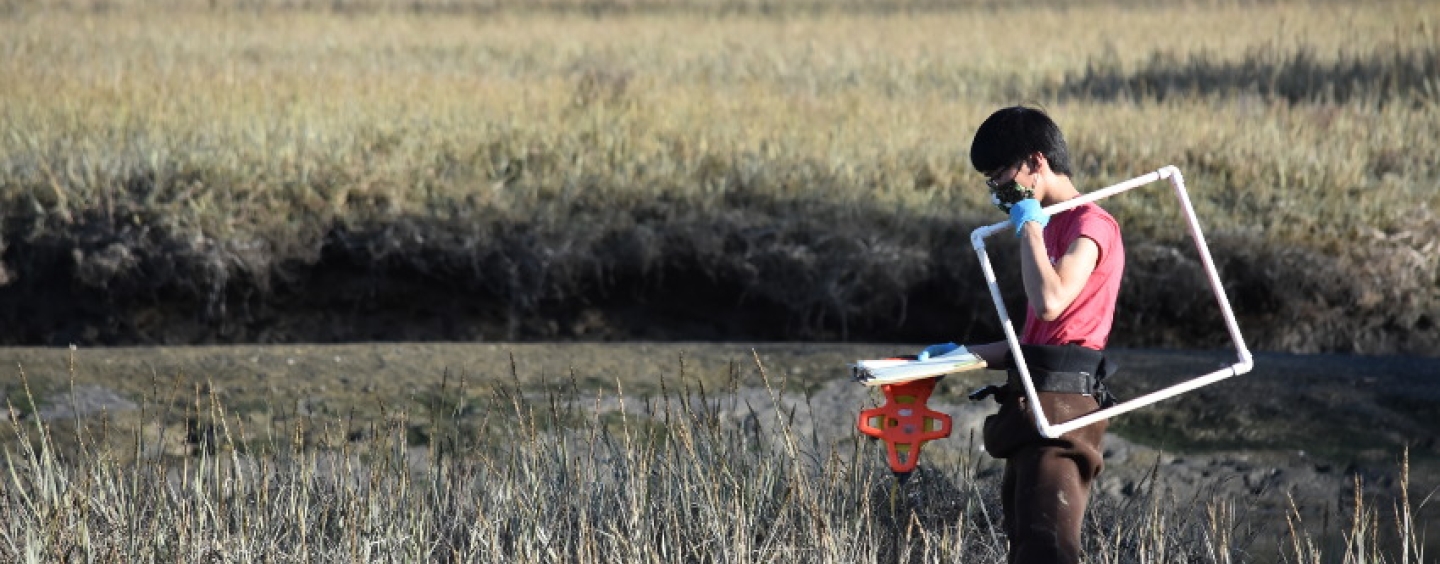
top-left (1, 1), bottom-right (1436, 350)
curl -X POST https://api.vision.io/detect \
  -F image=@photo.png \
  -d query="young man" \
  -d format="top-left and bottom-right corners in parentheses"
top-left (920, 106), bottom-right (1124, 563)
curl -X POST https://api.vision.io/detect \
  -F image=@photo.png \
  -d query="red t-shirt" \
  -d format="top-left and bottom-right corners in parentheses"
top-left (1019, 202), bottom-right (1124, 350)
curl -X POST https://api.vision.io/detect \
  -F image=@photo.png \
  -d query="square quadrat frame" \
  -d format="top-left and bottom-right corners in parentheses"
top-left (970, 166), bottom-right (1254, 439)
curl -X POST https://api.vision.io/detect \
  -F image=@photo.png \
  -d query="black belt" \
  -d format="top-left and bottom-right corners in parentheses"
top-left (1017, 369), bottom-right (1104, 395)
top-left (969, 344), bottom-right (1119, 407)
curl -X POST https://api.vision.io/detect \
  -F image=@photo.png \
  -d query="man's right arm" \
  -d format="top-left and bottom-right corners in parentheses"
top-left (967, 341), bottom-right (1012, 370)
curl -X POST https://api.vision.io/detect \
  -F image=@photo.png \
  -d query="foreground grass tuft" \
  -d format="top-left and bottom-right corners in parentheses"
top-left (2, 353), bottom-right (1430, 563)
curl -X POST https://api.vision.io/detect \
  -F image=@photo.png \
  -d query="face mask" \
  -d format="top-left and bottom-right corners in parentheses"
top-left (990, 180), bottom-right (1034, 213)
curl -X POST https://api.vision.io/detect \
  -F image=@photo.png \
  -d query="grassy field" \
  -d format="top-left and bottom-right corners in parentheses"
top-left (4, 1), bottom-right (1435, 237)
top-left (1, 0), bottom-right (1437, 350)
top-left (1, 3), bottom-right (1438, 557)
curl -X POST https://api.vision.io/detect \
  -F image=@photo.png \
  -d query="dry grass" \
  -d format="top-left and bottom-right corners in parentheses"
top-left (4, 2), bottom-right (1433, 222)
top-left (2, 349), bottom-right (1432, 563)
top-left (5, 2), bottom-right (1435, 232)
top-left (0, 1), bottom-right (1437, 348)
top-left (1, 2), bottom-right (1436, 560)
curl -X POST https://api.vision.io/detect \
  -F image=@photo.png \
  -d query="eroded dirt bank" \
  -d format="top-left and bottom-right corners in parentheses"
top-left (3, 213), bottom-right (1436, 356)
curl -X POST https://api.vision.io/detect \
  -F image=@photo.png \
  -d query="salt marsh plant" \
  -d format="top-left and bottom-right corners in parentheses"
top-left (0, 1), bottom-right (1436, 349)
top-left (2, 352), bottom-right (1431, 563)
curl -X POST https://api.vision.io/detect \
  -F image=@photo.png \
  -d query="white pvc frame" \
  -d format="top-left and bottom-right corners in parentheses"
top-left (970, 166), bottom-right (1253, 439)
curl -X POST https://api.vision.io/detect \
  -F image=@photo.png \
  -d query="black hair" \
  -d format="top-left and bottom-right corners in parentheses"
top-left (969, 106), bottom-right (1073, 177)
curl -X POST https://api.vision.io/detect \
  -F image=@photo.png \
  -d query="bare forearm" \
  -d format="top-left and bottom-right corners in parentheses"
top-left (1019, 227), bottom-right (1098, 321)
top-left (967, 341), bottom-right (1012, 369)
top-left (1018, 225), bottom-right (1061, 319)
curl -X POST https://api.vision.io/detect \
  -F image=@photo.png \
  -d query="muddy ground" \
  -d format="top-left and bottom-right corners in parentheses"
top-left (4, 342), bottom-right (1438, 547)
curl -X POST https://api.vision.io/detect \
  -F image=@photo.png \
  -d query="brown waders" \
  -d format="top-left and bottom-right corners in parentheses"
top-left (977, 345), bottom-right (1114, 564)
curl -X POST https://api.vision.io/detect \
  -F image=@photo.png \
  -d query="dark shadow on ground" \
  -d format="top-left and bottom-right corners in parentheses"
top-left (1055, 45), bottom-right (1440, 106)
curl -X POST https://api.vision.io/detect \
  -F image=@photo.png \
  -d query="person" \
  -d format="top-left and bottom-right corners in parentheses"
top-left (920, 106), bottom-right (1124, 564)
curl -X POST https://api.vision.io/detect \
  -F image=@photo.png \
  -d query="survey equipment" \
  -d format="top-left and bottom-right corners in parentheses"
top-left (971, 166), bottom-right (1253, 438)
top-left (852, 349), bottom-right (986, 478)
top-left (855, 377), bottom-right (951, 479)
top-left (851, 348), bottom-right (987, 386)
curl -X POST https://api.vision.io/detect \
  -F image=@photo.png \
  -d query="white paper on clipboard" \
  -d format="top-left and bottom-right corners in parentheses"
top-left (851, 349), bottom-right (987, 386)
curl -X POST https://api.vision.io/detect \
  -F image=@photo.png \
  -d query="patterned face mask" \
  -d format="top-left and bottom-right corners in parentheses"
top-left (989, 180), bottom-right (1034, 213)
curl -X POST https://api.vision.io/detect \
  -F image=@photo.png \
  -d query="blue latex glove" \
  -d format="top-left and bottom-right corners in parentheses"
top-left (1009, 198), bottom-right (1049, 237)
top-left (917, 342), bottom-right (959, 361)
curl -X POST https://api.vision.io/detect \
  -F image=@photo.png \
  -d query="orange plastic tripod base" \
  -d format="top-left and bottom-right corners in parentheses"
top-left (857, 377), bottom-right (952, 476)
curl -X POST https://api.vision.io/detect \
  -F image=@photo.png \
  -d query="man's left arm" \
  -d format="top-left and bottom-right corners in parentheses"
top-left (1018, 226), bottom-right (1100, 321)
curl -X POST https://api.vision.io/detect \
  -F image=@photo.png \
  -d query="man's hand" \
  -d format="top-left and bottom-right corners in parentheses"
top-left (917, 342), bottom-right (960, 360)
top-left (1009, 198), bottom-right (1049, 236)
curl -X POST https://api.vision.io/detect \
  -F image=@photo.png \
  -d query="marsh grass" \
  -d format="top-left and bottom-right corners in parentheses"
top-left (0, 1), bottom-right (1437, 350)
top-left (2, 350), bottom-right (1433, 563)
top-left (2, 2), bottom-right (1440, 349)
